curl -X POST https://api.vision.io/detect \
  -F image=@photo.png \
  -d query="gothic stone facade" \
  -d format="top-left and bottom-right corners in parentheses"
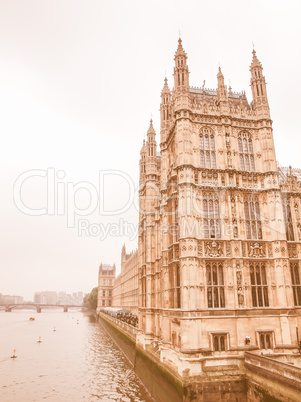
top-left (112, 245), bottom-right (139, 315)
top-left (97, 263), bottom-right (115, 311)
top-left (138, 39), bottom-right (301, 374)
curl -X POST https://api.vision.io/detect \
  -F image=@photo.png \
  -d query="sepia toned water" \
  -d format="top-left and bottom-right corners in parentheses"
top-left (0, 310), bottom-right (152, 401)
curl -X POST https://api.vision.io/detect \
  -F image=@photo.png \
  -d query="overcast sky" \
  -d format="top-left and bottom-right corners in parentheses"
top-left (1, 0), bottom-right (300, 300)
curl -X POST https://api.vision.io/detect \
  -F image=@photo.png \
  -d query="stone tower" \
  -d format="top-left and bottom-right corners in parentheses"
top-left (138, 38), bottom-right (301, 374)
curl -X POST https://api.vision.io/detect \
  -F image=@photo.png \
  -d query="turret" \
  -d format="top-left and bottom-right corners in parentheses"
top-left (217, 67), bottom-right (227, 101)
top-left (139, 139), bottom-right (146, 184)
top-left (173, 38), bottom-right (189, 94)
top-left (250, 49), bottom-right (270, 117)
top-left (146, 119), bottom-right (157, 161)
top-left (121, 245), bottom-right (126, 266)
top-left (160, 77), bottom-right (172, 143)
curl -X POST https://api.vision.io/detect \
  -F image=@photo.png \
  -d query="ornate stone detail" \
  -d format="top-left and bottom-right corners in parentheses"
top-left (197, 242), bottom-right (203, 257)
top-left (248, 242), bottom-right (266, 258)
top-left (226, 243), bottom-right (231, 257)
top-left (242, 243), bottom-right (246, 257)
top-left (175, 245), bottom-right (179, 259)
top-left (298, 223), bottom-right (301, 241)
top-left (295, 202), bottom-right (300, 220)
top-left (288, 243), bottom-right (298, 258)
top-left (236, 270), bottom-right (244, 307)
top-left (268, 243), bottom-right (273, 258)
top-left (205, 241), bottom-right (223, 257)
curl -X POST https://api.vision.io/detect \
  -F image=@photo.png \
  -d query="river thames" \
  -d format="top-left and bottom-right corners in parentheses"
top-left (0, 310), bottom-right (152, 401)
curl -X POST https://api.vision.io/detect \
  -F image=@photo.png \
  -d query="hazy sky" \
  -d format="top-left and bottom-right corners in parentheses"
top-left (1, 0), bottom-right (300, 300)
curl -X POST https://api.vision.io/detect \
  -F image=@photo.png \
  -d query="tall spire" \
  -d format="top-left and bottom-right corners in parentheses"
top-left (174, 37), bottom-right (189, 93)
top-left (147, 119), bottom-right (156, 140)
top-left (217, 66), bottom-right (228, 110)
top-left (160, 77), bottom-right (172, 143)
top-left (217, 67), bottom-right (226, 93)
top-left (161, 77), bottom-right (171, 95)
top-left (250, 49), bottom-right (262, 69)
top-left (250, 48), bottom-right (270, 117)
top-left (146, 119), bottom-right (157, 160)
top-left (175, 37), bottom-right (186, 58)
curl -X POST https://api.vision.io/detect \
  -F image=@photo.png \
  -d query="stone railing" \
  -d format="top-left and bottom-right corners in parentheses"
top-left (245, 352), bottom-right (301, 389)
top-left (98, 312), bottom-right (139, 341)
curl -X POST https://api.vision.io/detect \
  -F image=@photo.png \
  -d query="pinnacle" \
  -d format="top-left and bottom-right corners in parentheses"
top-left (250, 48), bottom-right (262, 69)
top-left (147, 119), bottom-right (156, 135)
top-left (161, 77), bottom-right (171, 94)
top-left (175, 37), bottom-right (187, 58)
top-left (217, 66), bottom-right (224, 78)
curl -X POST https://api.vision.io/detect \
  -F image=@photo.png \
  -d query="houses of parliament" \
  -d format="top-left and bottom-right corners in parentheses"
top-left (97, 39), bottom-right (301, 400)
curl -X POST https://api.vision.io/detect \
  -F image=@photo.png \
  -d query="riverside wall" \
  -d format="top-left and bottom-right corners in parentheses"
top-left (98, 313), bottom-right (183, 402)
top-left (98, 313), bottom-right (301, 402)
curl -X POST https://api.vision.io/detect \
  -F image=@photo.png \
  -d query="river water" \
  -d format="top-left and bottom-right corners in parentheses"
top-left (0, 310), bottom-right (152, 401)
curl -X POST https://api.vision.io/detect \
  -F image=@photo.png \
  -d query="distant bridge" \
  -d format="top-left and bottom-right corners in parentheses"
top-left (0, 303), bottom-right (87, 313)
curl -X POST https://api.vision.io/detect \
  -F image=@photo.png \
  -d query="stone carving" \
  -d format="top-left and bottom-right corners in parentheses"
top-left (226, 243), bottom-right (231, 257)
top-left (248, 242), bottom-right (266, 258)
top-left (233, 222), bottom-right (238, 238)
top-left (295, 202), bottom-right (300, 219)
top-left (175, 245), bottom-right (179, 259)
top-left (205, 241), bottom-right (223, 257)
top-left (298, 223), bottom-right (301, 241)
top-left (242, 243), bottom-right (246, 257)
top-left (268, 243), bottom-right (273, 258)
top-left (236, 270), bottom-right (244, 307)
top-left (197, 242), bottom-right (203, 257)
top-left (288, 243), bottom-right (298, 259)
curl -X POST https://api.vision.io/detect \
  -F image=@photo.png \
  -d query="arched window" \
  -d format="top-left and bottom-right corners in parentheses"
top-left (259, 332), bottom-right (273, 350)
top-left (207, 261), bottom-right (225, 308)
top-left (282, 196), bottom-right (294, 241)
top-left (200, 128), bottom-right (216, 168)
top-left (250, 262), bottom-right (269, 307)
top-left (202, 194), bottom-right (220, 238)
top-left (244, 196), bottom-right (262, 239)
top-left (238, 132), bottom-right (255, 171)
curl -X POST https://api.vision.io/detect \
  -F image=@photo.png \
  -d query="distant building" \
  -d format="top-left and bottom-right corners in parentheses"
top-left (34, 291), bottom-right (57, 304)
top-left (112, 245), bottom-right (139, 315)
top-left (34, 291), bottom-right (83, 305)
top-left (1, 295), bottom-right (23, 304)
top-left (97, 264), bottom-right (115, 311)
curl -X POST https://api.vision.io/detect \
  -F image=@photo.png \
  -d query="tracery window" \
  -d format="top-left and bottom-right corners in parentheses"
top-left (282, 197), bottom-right (294, 241)
top-left (244, 196), bottom-right (262, 239)
top-left (238, 132), bottom-right (255, 171)
top-left (175, 203), bottom-right (179, 242)
top-left (250, 262), bottom-right (269, 307)
top-left (202, 193), bottom-right (221, 239)
top-left (290, 262), bottom-right (301, 306)
top-left (169, 265), bottom-right (181, 309)
top-left (176, 265), bottom-right (181, 308)
top-left (141, 266), bottom-right (146, 307)
top-left (213, 334), bottom-right (227, 352)
top-left (200, 128), bottom-right (216, 168)
top-left (206, 261), bottom-right (225, 308)
top-left (259, 332), bottom-right (273, 350)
